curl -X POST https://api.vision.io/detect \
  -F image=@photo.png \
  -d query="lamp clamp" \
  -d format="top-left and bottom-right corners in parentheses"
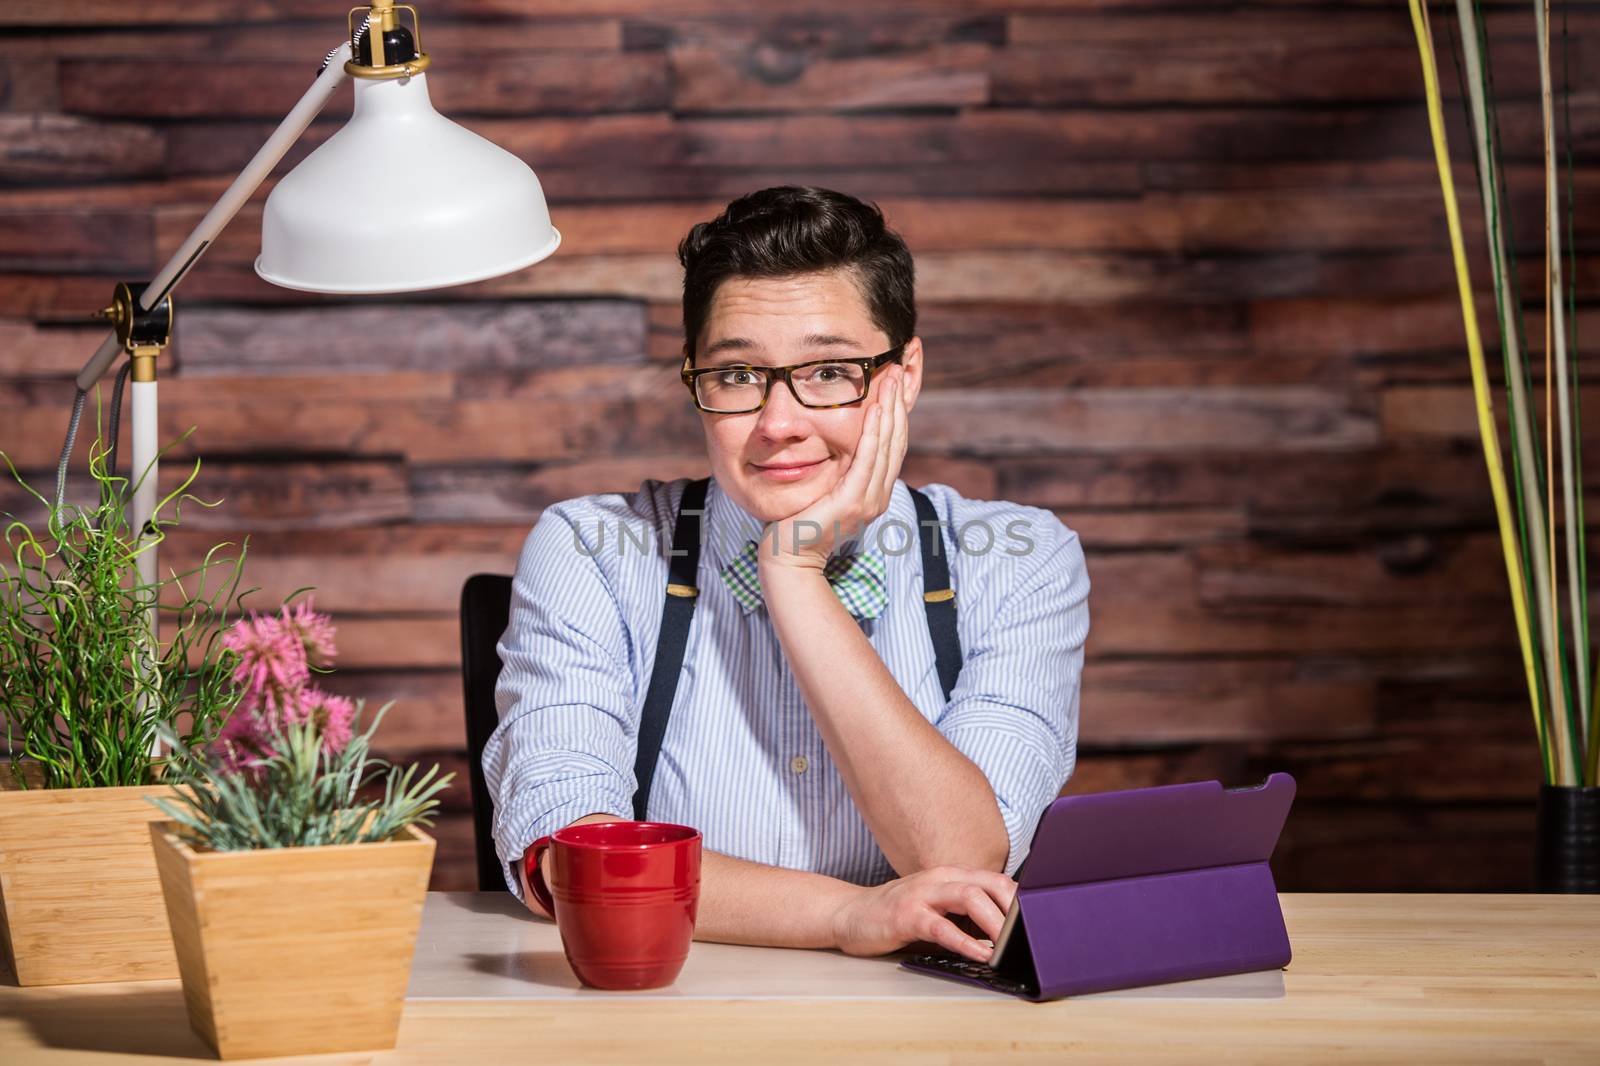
top-left (93, 281), bottom-right (172, 382)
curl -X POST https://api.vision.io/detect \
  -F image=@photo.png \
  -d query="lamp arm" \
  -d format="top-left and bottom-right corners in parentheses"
top-left (50, 40), bottom-right (355, 760)
top-left (73, 41), bottom-right (356, 392)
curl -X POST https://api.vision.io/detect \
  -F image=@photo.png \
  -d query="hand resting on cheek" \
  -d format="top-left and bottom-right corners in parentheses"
top-left (758, 367), bottom-right (910, 575)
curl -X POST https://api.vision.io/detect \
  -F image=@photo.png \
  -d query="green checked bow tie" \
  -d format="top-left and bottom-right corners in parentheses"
top-left (719, 539), bottom-right (889, 620)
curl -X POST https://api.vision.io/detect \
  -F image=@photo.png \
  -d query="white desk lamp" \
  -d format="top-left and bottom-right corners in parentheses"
top-left (60, 0), bottom-right (560, 661)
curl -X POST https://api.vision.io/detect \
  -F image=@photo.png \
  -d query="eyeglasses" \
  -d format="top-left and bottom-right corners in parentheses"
top-left (680, 345), bottom-right (904, 414)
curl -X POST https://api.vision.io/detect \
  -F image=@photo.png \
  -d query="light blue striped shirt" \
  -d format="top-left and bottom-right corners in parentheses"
top-left (484, 477), bottom-right (1090, 895)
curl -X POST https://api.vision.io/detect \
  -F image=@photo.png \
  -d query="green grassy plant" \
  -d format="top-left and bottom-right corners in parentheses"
top-left (0, 431), bottom-right (249, 788)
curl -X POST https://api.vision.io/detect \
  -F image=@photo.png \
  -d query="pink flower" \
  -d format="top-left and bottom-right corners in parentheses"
top-left (292, 688), bottom-right (357, 754)
top-left (214, 705), bottom-right (272, 774)
top-left (222, 613), bottom-right (309, 699)
top-left (281, 599), bottom-right (337, 668)
top-left (215, 600), bottom-right (356, 768)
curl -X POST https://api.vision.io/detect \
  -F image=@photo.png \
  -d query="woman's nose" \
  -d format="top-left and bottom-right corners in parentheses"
top-left (754, 378), bottom-right (813, 437)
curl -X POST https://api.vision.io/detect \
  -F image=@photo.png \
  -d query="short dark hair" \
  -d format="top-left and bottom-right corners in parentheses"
top-left (677, 186), bottom-right (916, 362)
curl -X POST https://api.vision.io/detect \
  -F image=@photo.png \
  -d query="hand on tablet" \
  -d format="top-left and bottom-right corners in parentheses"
top-left (832, 865), bottom-right (1017, 963)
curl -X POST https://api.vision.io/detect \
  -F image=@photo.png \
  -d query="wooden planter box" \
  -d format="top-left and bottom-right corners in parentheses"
top-left (0, 766), bottom-right (178, 985)
top-left (151, 822), bottom-right (435, 1060)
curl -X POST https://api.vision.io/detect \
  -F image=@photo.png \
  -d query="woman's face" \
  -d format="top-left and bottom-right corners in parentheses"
top-left (694, 269), bottom-right (923, 524)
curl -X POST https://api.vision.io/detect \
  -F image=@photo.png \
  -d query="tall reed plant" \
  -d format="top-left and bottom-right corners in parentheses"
top-left (1408, 0), bottom-right (1594, 786)
top-left (0, 430), bottom-right (250, 789)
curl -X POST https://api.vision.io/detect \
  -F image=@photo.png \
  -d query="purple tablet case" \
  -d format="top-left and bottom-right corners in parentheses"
top-left (901, 773), bottom-right (1296, 1001)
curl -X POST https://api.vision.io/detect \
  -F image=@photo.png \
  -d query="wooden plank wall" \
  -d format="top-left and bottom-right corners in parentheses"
top-left (3, 1), bottom-right (1596, 891)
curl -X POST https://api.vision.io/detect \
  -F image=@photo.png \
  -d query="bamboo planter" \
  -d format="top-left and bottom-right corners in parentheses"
top-left (150, 822), bottom-right (435, 1060)
top-left (0, 765), bottom-right (178, 985)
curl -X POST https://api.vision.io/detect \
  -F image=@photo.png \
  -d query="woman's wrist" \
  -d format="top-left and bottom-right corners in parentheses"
top-left (819, 879), bottom-right (869, 950)
top-left (757, 551), bottom-right (829, 581)
top-left (777, 860), bottom-right (866, 950)
top-left (757, 556), bottom-right (837, 598)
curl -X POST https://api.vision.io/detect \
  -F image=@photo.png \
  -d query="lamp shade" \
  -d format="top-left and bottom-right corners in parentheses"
top-left (256, 73), bottom-right (560, 294)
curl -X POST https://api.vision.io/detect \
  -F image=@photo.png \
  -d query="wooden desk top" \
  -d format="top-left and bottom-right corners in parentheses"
top-left (2, 893), bottom-right (1597, 1064)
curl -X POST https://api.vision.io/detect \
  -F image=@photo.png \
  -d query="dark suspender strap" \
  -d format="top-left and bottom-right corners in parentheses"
top-left (632, 477), bottom-right (710, 821)
top-left (911, 487), bottom-right (963, 702)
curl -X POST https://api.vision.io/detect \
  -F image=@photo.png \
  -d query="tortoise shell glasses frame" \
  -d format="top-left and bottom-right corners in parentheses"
top-left (679, 344), bottom-right (906, 414)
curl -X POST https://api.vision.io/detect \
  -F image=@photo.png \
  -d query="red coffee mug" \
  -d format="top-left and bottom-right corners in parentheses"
top-left (524, 821), bottom-right (702, 990)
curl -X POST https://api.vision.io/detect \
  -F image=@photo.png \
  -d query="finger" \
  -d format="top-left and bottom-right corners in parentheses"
top-left (989, 872), bottom-right (1020, 911)
top-left (959, 883), bottom-right (1008, 941)
top-left (931, 869), bottom-right (1017, 919)
top-left (939, 867), bottom-right (1018, 909)
top-left (928, 882), bottom-right (1007, 941)
top-left (810, 402), bottom-right (879, 545)
top-left (870, 377), bottom-right (896, 499)
top-left (920, 910), bottom-right (994, 964)
top-left (850, 399), bottom-right (884, 481)
top-left (880, 374), bottom-right (910, 499)
top-left (865, 380), bottom-right (898, 504)
top-left (842, 402), bottom-right (886, 504)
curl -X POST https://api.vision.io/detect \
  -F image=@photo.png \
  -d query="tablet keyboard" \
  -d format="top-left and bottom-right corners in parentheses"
top-left (902, 953), bottom-right (1037, 998)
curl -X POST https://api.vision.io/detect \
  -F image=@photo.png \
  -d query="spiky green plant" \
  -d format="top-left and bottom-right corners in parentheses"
top-left (0, 430), bottom-right (249, 789)
top-left (151, 705), bottom-right (453, 851)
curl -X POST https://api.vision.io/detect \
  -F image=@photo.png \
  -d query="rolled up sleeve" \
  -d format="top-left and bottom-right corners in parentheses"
top-left (482, 506), bottom-right (639, 897)
top-left (936, 524), bottom-right (1090, 878)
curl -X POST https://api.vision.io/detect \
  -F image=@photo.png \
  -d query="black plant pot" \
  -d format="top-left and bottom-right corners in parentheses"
top-left (1535, 784), bottom-right (1600, 893)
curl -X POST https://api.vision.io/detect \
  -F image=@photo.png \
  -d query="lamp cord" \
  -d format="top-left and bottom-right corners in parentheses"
top-left (55, 389), bottom-right (86, 513)
top-left (321, 15), bottom-right (371, 74)
top-left (54, 360), bottom-right (133, 515)
top-left (106, 359), bottom-right (133, 487)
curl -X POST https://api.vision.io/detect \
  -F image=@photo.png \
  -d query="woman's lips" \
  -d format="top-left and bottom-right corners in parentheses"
top-left (751, 458), bottom-right (825, 481)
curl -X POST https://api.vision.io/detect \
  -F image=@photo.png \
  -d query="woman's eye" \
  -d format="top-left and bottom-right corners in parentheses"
top-left (805, 364), bottom-right (849, 382)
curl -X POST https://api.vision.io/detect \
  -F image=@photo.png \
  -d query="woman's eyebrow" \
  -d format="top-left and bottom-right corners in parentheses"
top-left (700, 337), bottom-right (759, 364)
top-left (802, 334), bottom-right (865, 350)
top-left (699, 334), bottom-right (865, 365)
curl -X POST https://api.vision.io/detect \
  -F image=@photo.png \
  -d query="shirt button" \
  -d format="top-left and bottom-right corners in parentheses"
top-left (790, 755), bottom-right (809, 775)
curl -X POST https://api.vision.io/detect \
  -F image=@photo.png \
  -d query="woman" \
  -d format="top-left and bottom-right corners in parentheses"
top-left (483, 186), bottom-right (1090, 964)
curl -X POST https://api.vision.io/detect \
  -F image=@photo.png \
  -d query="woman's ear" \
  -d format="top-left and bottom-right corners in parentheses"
top-left (900, 336), bottom-right (924, 411)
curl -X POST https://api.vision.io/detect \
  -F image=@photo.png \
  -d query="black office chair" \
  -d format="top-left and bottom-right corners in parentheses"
top-left (459, 572), bottom-right (513, 891)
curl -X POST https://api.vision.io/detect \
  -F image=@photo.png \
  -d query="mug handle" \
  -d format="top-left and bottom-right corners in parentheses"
top-left (523, 836), bottom-right (557, 917)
